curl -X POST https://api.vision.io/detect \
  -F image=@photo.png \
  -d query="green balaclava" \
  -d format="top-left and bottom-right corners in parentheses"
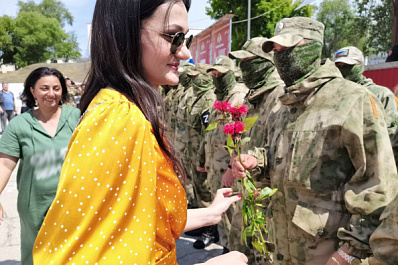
top-left (213, 70), bottom-right (236, 101)
top-left (337, 63), bottom-right (364, 83)
top-left (179, 72), bottom-right (193, 89)
top-left (193, 74), bottom-right (213, 94)
top-left (240, 57), bottom-right (275, 89)
top-left (274, 41), bottom-right (323, 87)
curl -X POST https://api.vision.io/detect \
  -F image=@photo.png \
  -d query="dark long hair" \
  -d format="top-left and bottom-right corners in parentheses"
top-left (22, 67), bottom-right (69, 109)
top-left (80, 0), bottom-right (191, 184)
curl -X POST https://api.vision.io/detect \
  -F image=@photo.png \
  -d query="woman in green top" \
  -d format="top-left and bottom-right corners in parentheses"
top-left (0, 67), bottom-right (80, 265)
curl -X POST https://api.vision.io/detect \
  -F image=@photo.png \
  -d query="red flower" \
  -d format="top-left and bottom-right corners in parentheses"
top-left (230, 104), bottom-right (248, 115)
top-left (214, 100), bottom-right (231, 112)
top-left (222, 121), bottom-right (245, 136)
top-left (234, 121), bottom-right (245, 133)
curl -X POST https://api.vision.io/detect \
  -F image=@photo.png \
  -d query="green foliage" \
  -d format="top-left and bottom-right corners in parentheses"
top-left (317, 0), bottom-right (393, 57)
top-left (0, 0), bottom-right (80, 67)
top-left (53, 32), bottom-right (81, 62)
top-left (206, 0), bottom-right (314, 51)
top-left (18, 0), bottom-right (73, 27)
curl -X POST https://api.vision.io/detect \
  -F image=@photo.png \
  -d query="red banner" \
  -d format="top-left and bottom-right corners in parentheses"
top-left (196, 35), bottom-right (211, 64)
top-left (211, 22), bottom-right (230, 61)
top-left (189, 14), bottom-right (234, 65)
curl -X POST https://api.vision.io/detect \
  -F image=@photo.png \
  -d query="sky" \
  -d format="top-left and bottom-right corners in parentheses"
top-left (0, 0), bottom-right (215, 58)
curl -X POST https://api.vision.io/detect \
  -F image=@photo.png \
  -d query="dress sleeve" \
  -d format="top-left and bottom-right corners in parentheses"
top-left (0, 118), bottom-right (21, 158)
top-left (337, 93), bottom-right (398, 259)
top-left (33, 99), bottom-right (158, 264)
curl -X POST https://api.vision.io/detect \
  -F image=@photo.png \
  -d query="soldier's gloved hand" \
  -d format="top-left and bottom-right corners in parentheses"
top-left (231, 154), bottom-right (257, 179)
top-left (196, 165), bottom-right (207, 172)
top-left (222, 168), bottom-right (235, 187)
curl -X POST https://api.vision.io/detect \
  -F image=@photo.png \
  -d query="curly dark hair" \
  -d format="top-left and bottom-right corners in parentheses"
top-left (21, 67), bottom-right (70, 109)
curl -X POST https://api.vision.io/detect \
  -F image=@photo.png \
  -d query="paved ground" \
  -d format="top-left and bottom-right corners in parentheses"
top-left (0, 164), bottom-right (224, 265)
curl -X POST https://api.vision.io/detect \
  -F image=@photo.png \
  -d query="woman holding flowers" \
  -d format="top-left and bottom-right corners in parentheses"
top-left (32, 1), bottom-right (248, 264)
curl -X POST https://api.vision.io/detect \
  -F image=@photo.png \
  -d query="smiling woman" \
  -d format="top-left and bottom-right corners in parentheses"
top-left (0, 67), bottom-right (80, 265)
top-left (31, 1), bottom-right (248, 265)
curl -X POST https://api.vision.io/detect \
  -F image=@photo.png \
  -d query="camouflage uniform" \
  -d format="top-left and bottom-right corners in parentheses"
top-left (163, 84), bottom-right (178, 139)
top-left (369, 194), bottom-right (398, 265)
top-left (223, 38), bottom-right (285, 264)
top-left (64, 86), bottom-right (79, 107)
top-left (197, 56), bottom-right (248, 247)
top-left (185, 72), bottom-right (216, 208)
top-left (258, 17), bottom-right (398, 264)
top-left (334, 46), bottom-right (398, 168)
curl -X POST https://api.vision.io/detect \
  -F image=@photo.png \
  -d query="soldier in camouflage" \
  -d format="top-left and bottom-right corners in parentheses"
top-left (231, 17), bottom-right (398, 265)
top-left (184, 72), bottom-right (217, 248)
top-left (369, 194), bottom-right (398, 265)
top-left (223, 37), bottom-right (285, 264)
top-left (195, 56), bottom-right (248, 250)
top-left (333, 46), bottom-right (398, 168)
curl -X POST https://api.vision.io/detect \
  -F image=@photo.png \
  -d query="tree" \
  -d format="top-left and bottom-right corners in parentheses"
top-left (206, 0), bottom-right (314, 51)
top-left (0, 12), bottom-right (67, 67)
top-left (316, 0), bottom-right (366, 59)
top-left (53, 32), bottom-right (81, 61)
top-left (353, 0), bottom-right (393, 54)
top-left (0, 15), bottom-right (15, 64)
top-left (18, 0), bottom-right (73, 28)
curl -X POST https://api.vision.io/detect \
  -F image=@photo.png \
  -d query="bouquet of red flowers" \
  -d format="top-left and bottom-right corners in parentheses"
top-left (206, 100), bottom-right (277, 258)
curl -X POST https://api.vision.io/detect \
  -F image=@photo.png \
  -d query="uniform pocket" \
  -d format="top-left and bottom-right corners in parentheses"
top-left (292, 200), bottom-right (350, 239)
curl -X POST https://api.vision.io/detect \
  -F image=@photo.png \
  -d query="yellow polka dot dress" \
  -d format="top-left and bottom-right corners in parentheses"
top-left (33, 89), bottom-right (187, 264)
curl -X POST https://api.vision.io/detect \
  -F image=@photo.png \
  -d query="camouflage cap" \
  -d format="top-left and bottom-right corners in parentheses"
top-left (262, 17), bottom-right (325, 53)
top-left (229, 37), bottom-right (273, 62)
top-left (187, 63), bottom-right (211, 76)
top-left (207, 55), bottom-right (235, 74)
top-left (178, 62), bottom-right (195, 73)
top-left (334, 46), bottom-right (364, 65)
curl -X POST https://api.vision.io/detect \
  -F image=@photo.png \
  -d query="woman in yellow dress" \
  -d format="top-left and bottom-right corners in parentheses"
top-left (33, 0), bottom-right (248, 264)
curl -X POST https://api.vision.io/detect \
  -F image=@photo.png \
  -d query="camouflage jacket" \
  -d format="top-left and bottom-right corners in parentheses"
top-left (168, 84), bottom-right (186, 141)
top-left (175, 86), bottom-right (194, 156)
top-left (164, 87), bottom-right (176, 139)
top-left (197, 83), bottom-right (248, 193)
top-left (240, 69), bottom-right (285, 186)
top-left (358, 77), bottom-right (398, 112)
top-left (369, 194), bottom-right (398, 265)
top-left (265, 59), bottom-right (398, 264)
top-left (186, 88), bottom-right (216, 164)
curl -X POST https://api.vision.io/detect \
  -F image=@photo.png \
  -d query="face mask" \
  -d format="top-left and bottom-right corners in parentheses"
top-left (179, 73), bottom-right (192, 88)
top-left (240, 58), bottom-right (275, 89)
top-left (337, 64), bottom-right (364, 83)
top-left (193, 74), bottom-right (213, 92)
top-left (274, 41), bottom-right (322, 87)
top-left (213, 71), bottom-right (236, 100)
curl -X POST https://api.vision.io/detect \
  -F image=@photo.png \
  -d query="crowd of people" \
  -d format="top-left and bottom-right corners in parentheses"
top-left (0, 0), bottom-right (398, 264)
top-left (161, 16), bottom-right (398, 265)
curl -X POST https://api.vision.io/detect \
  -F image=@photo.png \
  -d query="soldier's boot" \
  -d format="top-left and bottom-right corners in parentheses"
top-left (192, 225), bottom-right (219, 249)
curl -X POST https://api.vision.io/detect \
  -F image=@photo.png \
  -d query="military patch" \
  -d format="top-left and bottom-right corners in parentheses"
top-left (275, 22), bottom-right (283, 32)
top-left (201, 110), bottom-right (210, 128)
top-left (335, 49), bottom-right (349, 58)
top-left (368, 93), bottom-right (379, 119)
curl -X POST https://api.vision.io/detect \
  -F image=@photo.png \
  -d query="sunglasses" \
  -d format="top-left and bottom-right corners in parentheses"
top-left (143, 28), bottom-right (193, 54)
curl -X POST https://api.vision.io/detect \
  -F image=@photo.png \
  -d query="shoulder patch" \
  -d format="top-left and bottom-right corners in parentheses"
top-left (201, 110), bottom-right (210, 128)
top-left (368, 93), bottom-right (379, 119)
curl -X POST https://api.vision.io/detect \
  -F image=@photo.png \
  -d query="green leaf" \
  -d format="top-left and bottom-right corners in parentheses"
top-left (227, 134), bottom-right (234, 147)
top-left (240, 137), bottom-right (251, 147)
top-left (224, 145), bottom-right (234, 157)
top-left (242, 117), bottom-right (258, 132)
top-left (205, 121), bottom-right (220, 131)
top-left (243, 225), bottom-right (255, 237)
top-left (258, 187), bottom-right (278, 201)
top-left (254, 217), bottom-right (266, 225)
top-left (243, 176), bottom-right (256, 191)
top-left (252, 240), bottom-right (265, 253)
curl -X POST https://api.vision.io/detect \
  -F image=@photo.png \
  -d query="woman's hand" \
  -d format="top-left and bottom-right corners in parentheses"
top-left (203, 251), bottom-right (248, 265)
top-left (208, 188), bottom-right (241, 224)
